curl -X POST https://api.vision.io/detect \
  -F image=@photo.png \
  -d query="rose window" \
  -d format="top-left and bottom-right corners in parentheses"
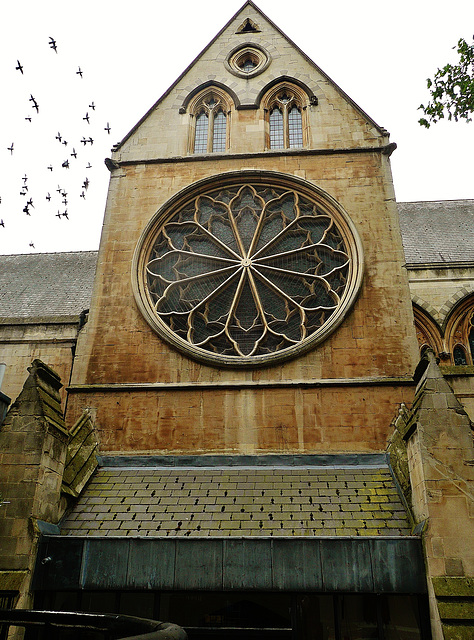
top-left (133, 175), bottom-right (363, 367)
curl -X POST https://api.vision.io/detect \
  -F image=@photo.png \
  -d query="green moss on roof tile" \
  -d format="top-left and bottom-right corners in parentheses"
top-left (61, 466), bottom-right (411, 538)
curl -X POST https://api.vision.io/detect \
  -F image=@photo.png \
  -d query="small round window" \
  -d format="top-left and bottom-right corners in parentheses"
top-left (133, 172), bottom-right (363, 367)
top-left (226, 44), bottom-right (270, 78)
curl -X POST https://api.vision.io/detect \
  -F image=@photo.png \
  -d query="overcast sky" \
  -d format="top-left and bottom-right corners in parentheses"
top-left (1, 0), bottom-right (473, 255)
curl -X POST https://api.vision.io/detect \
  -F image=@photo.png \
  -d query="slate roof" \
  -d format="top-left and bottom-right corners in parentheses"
top-left (398, 199), bottom-right (474, 265)
top-left (1, 200), bottom-right (472, 321)
top-left (60, 462), bottom-right (411, 538)
top-left (0, 251), bottom-right (98, 320)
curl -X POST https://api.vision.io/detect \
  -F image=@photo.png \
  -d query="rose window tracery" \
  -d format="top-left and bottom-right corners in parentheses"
top-left (134, 175), bottom-right (363, 367)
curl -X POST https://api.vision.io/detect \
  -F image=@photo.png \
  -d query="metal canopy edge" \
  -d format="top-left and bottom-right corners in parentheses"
top-left (33, 536), bottom-right (426, 594)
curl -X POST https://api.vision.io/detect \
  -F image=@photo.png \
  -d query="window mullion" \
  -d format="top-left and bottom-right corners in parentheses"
top-left (283, 105), bottom-right (290, 149)
top-left (207, 110), bottom-right (215, 153)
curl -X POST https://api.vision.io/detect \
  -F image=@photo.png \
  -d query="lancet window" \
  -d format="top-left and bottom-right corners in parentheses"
top-left (263, 84), bottom-right (308, 150)
top-left (189, 89), bottom-right (232, 154)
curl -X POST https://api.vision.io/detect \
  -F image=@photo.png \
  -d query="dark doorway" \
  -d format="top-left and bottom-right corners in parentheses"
top-left (35, 590), bottom-right (431, 639)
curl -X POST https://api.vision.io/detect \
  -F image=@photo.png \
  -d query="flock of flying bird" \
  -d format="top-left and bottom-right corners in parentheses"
top-left (2, 36), bottom-right (113, 249)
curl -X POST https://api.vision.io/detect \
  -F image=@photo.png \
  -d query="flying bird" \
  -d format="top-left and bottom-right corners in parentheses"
top-left (71, 148), bottom-right (77, 158)
top-left (49, 37), bottom-right (57, 52)
top-left (61, 160), bottom-right (69, 168)
top-left (82, 177), bottom-right (90, 190)
top-left (88, 137), bottom-right (94, 145)
top-left (25, 116), bottom-right (32, 122)
top-left (62, 211), bottom-right (69, 219)
top-left (29, 242), bottom-right (35, 248)
top-left (55, 211), bottom-right (62, 219)
top-left (76, 66), bottom-right (83, 78)
top-left (56, 132), bottom-right (62, 142)
top-left (46, 193), bottom-right (51, 201)
top-left (16, 60), bottom-right (24, 74)
top-left (47, 165), bottom-right (53, 171)
top-left (86, 162), bottom-right (92, 169)
top-left (23, 205), bottom-right (31, 215)
top-left (80, 137), bottom-right (87, 146)
top-left (83, 112), bottom-right (90, 124)
top-left (80, 191), bottom-right (86, 199)
top-left (27, 198), bottom-right (34, 208)
top-left (89, 102), bottom-right (95, 110)
top-left (29, 95), bottom-right (39, 112)
top-left (7, 143), bottom-right (14, 154)
top-left (22, 174), bottom-right (28, 183)
top-left (104, 122), bottom-right (111, 134)
top-left (0, 220), bottom-right (4, 227)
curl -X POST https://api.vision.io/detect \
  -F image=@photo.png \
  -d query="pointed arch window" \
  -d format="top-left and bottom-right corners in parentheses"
top-left (263, 84), bottom-right (308, 150)
top-left (194, 113), bottom-right (209, 154)
top-left (288, 105), bottom-right (303, 148)
top-left (453, 345), bottom-right (467, 365)
top-left (269, 107), bottom-right (284, 149)
top-left (445, 298), bottom-right (474, 365)
top-left (189, 90), bottom-right (232, 154)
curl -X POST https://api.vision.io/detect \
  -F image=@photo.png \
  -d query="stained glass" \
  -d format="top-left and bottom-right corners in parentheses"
top-left (269, 108), bottom-right (284, 149)
top-left (212, 111), bottom-right (226, 152)
top-left (194, 112), bottom-right (209, 153)
top-left (144, 182), bottom-right (355, 361)
top-left (288, 106), bottom-right (303, 148)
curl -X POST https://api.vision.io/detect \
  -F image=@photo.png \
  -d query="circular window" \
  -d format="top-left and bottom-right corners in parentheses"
top-left (133, 172), bottom-right (363, 367)
top-left (225, 44), bottom-right (270, 78)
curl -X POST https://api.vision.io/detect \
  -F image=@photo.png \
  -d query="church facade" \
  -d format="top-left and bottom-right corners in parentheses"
top-left (1, 3), bottom-right (473, 639)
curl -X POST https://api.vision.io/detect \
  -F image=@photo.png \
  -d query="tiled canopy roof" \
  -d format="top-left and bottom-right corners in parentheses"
top-left (61, 461), bottom-right (411, 538)
top-left (0, 251), bottom-right (97, 319)
top-left (398, 199), bottom-right (474, 265)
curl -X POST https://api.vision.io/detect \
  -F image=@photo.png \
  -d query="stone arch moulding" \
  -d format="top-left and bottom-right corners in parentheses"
top-left (184, 85), bottom-right (235, 155)
top-left (260, 78), bottom-right (316, 150)
top-left (443, 292), bottom-right (474, 365)
top-left (225, 42), bottom-right (271, 79)
top-left (132, 170), bottom-right (364, 369)
top-left (439, 285), bottom-right (474, 330)
top-left (179, 82), bottom-right (240, 114)
top-left (412, 303), bottom-right (444, 358)
top-left (257, 76), bottom-right (318, 108)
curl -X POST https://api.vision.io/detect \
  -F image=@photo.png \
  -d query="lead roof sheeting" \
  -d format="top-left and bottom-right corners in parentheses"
top-left (0, 251), bottom-right (97, 319)
top-left (60, 466), bottom-right (412, 538)
top-left (398, 199), bottom-right (474, 265)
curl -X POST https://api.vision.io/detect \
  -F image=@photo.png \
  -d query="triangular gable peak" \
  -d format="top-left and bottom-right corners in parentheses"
top-left (112, 1), bottom-right (388, 162)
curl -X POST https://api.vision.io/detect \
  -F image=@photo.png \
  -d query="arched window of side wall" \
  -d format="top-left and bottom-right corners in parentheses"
top-left (187, 88), bottom-right (233, 154)
top-left (262, 83), bottom-right (309, 150)
top-left (444, 294), bottom-right (474, 365)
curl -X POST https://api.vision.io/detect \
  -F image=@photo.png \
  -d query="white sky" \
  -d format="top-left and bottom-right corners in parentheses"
top-left (1, 0), bottom-right (473, 255)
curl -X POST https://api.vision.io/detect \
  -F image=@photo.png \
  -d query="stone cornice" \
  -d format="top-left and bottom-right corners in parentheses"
top-left (106, 143), bottom-right (394, 171)
top-left (68, 376), bottom-right (415, 393)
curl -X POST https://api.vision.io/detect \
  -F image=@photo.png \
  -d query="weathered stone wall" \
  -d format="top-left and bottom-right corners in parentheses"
top-left (67, 150), bottom-right (418, 453)
top-left (443, 370), bottom-right (474, 422)
top-left (0, 321), bottom-right (77, 405)
top-left (66, 383), bottom-right (414, 455)
top-left (408, 266), bottom-right (474, 322)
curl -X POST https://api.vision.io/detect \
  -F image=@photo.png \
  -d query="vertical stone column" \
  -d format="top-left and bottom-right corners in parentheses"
top-left (0, 360), bottom-right (69, 609)
top-left (404, 351), bottom-right (474, 640)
